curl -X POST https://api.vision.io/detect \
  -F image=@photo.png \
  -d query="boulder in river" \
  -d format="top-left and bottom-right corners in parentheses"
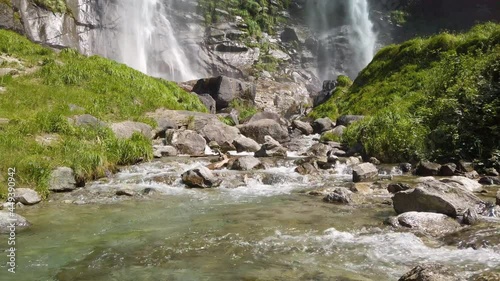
top-left (385, 212), bottom-right (462, 236)
top-left (440, 176), bottom-right (482, 192)
top-left (228, 156), bottom-right (263, 171)
top-left (166, 129), bottom-right (206, 156)
top-left (323, 187), bottom-right (353, 204)
top-left (388, 183), bottom-right (412, 194)
top-left (152, 145), bottom-right (177, 158)
top-left (0, 211), bottom-right (31, 234)
top-left (181, 166), bottom-right (221, 188)
top-left (199, 121), bottom-right (239, 151)
top-left (233, 135), bottom-right (261, 152)
top-left (439, 163), bottom-right (457, 176)
top-left (292, 120), bottom-right (313, 135)
top-left (14, 188), bottom-right (41, 205)
top-left (237, 119), bottom-right (289, 144)
top-left (392, 178), bottom-right (484, 217)
top-left (254, 135), bottom-right (287, 158)
top-left (415, 161), bottom-right (441, 176)
top-left (352, 163), bottom-right (378, 182)
top-left (48, 167), bottom-right (76, 192)
top-left (398, 264), bottom-right (465, 281)
top-left (312, 117), bottom-right (335, 134)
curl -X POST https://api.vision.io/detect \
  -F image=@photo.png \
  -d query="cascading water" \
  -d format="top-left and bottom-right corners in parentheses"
top-left (306, 0), bottom-right (377, 80)
top-left (94, 0), bottom-right (198, 82)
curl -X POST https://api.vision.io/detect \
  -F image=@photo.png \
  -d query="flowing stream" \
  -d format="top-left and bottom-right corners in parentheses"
top-left (94, 0), bottom-right (197, 81)
top-left (4, 157), bottom-right (500, 281)
top-left (306, 0), bottom-right (377, 80)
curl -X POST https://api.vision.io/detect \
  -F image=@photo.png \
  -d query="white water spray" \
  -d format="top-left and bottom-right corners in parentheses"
top-left (94, 0), bottom-right (198, 81)
top-left (306, 0), bottom-right (377, 80)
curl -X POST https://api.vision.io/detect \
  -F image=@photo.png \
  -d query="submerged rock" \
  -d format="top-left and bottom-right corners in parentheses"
top-left (14, 188), bottom-right (41, 205)
top-left (0, 211), bottom-right (31, 234)
top-left (392, 178), bottom-right (484, 217)
top-left (385, 212), bottom-right (462, 236)
top-left (49, 167), bottom-right (76, 192)
top-left (441, 223), bottom-right (500, 250)
top-left (323, 187), bottom-right (353, 204)
top-left (181, 166), bottom-right (221, 188)
top-left (398, 264), bottom-right (465, 281)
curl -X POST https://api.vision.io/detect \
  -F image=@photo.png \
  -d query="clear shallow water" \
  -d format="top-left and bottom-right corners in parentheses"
top-left (2, 160), bottom-right (500, 281)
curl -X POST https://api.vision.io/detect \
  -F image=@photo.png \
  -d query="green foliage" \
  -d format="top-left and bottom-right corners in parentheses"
top-left (229, 98), bottom-right (259, 122)
top-left (320, 131), bottom-right (341, 143)
top-left (33, 0), bottom-right (67, 13)
top-left (309, 75), bottom-right (352, 120)
top-left (390, 10), bottom-right (408, 25)
top-left (0, 30), bottom-right (206, 198)
top-left (315, 23), bottom-right (500, 163)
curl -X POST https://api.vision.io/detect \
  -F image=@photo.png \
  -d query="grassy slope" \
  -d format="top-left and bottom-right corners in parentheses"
top-left (311, 23), bottom-right (500, 163)
top-left (0, 30), bottom-right (206, 198)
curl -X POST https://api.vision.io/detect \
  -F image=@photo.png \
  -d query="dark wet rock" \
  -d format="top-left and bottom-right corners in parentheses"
top-left (415, 161), bottom-right (441, 176)
top-left (398, 264), bottom-right (465, 281)
top-left (392, 178), bottom-right (485, 217)
top-left (233, 135), bottom-right (261, 152)
top-left (496, 191), bottom-right (500, 206)
top-left (49, 167), bottom-right (76, 192)
top-left (192, 76), bottom-right (255, 111)
top-left (457, 160), bottom-right (475, 173)
top-left (439, 163), bottom-right (457, 176)
top-left (479, 176), bottom-right (500, 186)
top-left (181, 166), bottom-right (221, 188)
top-left (110, 121), bottom-right (153, 139)
top-left (116, 188), bottom-right (135, 197)
top-left (280, 27), bottom-right (299, 42)
top-left (0, 211), bottom-right (31, 234)
top-left (166, 129), bottom-right (206, 156)
top-left (261, 174), bottom-right (287, 185)
top-left (400, 163), bottom-right (412, 173)
top-left (323, 187), bottom-right (353, 204)
top-left (228, 156), bottom-right (263, 171)
top-left (388, 183), bottom-right (412, 194)
top-left (312, 117), bottom-right (335, 134)
top-left (441, 223), bottom-right (500, 250)
top-left (238, 119), bottom-right (289, 144)
top-left (336, 115), bottom-right (364, 127)
top-left (292, 120), bottom-right (313, 135)
top-left (385, 212), bottom-right (462, 236)
top-left (14, 188), bottom-right (41, 205)
top-left (254, 136), bottom-right (287, 158)
top-left (152, 145), bottom-right (177, 158)
top-left (352, 163), bottom-right (378, 183)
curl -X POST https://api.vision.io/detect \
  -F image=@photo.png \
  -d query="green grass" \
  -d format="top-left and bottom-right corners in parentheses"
top-left (309, 75), bottom-right (352, 121)
top-left (0, 30), bottom-right (206, 198)
top-left (312, 23), bottom-right (500, 164)
top-left (33, 0), bottom-right (67, 13)
top-left (229, 98), bottom-right (259, 122)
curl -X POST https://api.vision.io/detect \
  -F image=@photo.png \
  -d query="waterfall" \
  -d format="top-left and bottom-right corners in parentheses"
top-left (306, 0), bottom-right (377, 80)
top-left (94, 0), bottom-right (198, 82)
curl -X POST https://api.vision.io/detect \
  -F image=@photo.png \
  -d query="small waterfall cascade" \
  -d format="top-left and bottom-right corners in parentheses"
top-left (306, 0), bottom-right (377, 80)
top-left (94, 0), bottom-right (198, 82)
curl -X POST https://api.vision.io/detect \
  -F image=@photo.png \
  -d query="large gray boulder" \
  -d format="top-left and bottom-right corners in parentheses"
top-left (312, 117), bottom-right (335, 133)
top-left (292, 120), bottom-right (313, 135)
top-left (255, 135), bottom-right (287, 158)
top-left (181, 166), bottom-right (221, 188)
top-left (152, 145), bottom-right (177, 158)
top-left (336, 115), bottom-right (364, 127)
top-left (200, 122), bottom-right (240, 151)
top-left (49, 167), bottom-right (76, 192)
top-left (392, 178), bottom-right (485, 217)
top-left (192, 76), bottom-right (255, 111)
top-left (0, 211), bottom-right (31, 234)
top-left (385, 212), bottom-right (462, 236)
top-left (197, 94), bottom-right (216, 114)
top-left (398, 264), bottom-right (465, 281)
top-left (233, 135), bottom-right (261, 152)
top-left (415, 161), bottom-right (441, 176)
top-left (14, 188), bottom-right (41, 205)
top-left (166, 130), bottom-right (206, 156)
top-left (238, 119), bottom-right (289, 144)
top-left (110, 121), bottom-right (153, 139)
top-left (228, 156), bottom-right (263, 171)
top-left (323, 187), bottom-right (353, 204)
top-left (440, 176), bottom-right (482, 192)
top-left (246, 111), bottom-right (286, 126)
top-left (352, 163), bottom-right (378, 182)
